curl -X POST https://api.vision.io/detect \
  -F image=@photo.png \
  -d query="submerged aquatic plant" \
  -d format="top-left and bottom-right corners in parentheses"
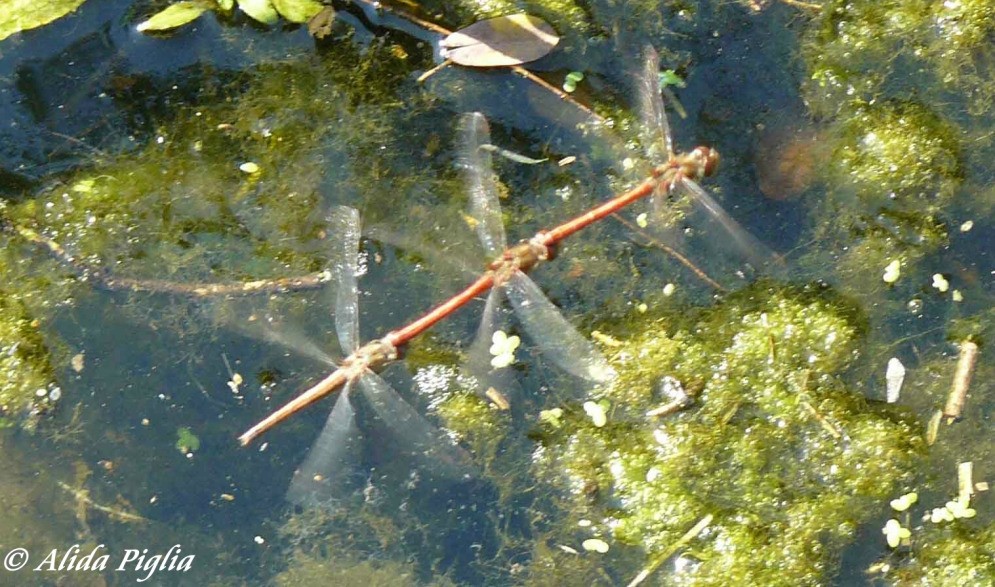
top-left (532, 284), bottom-right (924, 584)
top-left (0, 289), bottom-right (59, 432)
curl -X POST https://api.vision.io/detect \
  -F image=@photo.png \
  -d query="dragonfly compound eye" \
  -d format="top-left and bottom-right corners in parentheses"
top-left (695, 147), bottom-right (720, 178)
top-left (544, 242), bottom-right (558, 262)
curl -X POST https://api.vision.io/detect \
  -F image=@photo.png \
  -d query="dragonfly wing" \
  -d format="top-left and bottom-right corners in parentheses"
top-left (636, 45), bottom-right (673, 161)
top-left (286, 383), bottom-right (362, 507)
top-left (460, 112), bottom-right (507, 257)
top-left (504, 272), bottom-right (616, 384)
top-left (328, 206), bottom-right (361, 355)
top-left (675, 176), bottom-right (778, 271)
top-left (465, 288), bottom-right (522, 404)
top-left (358, 371), bottom-right (473, 482)
top-left (250, 323), bottom-right (337, 366)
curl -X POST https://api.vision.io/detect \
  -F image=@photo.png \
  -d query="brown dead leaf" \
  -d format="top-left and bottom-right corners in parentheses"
top-left (441, 14), bottom-right (559, 67)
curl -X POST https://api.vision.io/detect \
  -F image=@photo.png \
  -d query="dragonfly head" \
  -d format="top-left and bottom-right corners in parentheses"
top-left (691, 146), bottom-right (720, 179)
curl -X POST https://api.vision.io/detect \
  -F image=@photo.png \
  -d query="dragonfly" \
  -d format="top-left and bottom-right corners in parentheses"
top-left (245, 206), bottom-right (472, 506)
top-left (239, 98), bottom-right (766, 444)
top-left (633, 45), bottom-right (778, 275)
top-left (458, 112), bottom-right (617, 404)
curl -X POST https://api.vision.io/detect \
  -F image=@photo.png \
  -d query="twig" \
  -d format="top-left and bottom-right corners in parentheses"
top-left (778, 0), bottom-right (823, 11)
top-left (57, 481), bottom-right (147, 524)
top-left (612, 213), bottom-right (725, 291)
top-left (801, 400), bottom-right (843, 439)
top-left (943, 340), bottom-right (979, 423)
top-left (10, 221), bottom-right (331, 297)
top-left (417, 58), bottom-right (452, 82)
top-left (627, 514), bottom-right (713, 587)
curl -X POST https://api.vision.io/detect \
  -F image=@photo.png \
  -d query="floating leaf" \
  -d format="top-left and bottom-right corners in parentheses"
top-left (272, 0), bottom-right (323, 23)
top-left (0, 0), bottom-right (89, 41)
top-left (306, 5), bottom-right (335, 38)
top-left (238, 0), bottom-right (278, 25)
top-left (441, 14), bottom-right (559, 68)
top-left (137, 1), bottom-right (211, 32)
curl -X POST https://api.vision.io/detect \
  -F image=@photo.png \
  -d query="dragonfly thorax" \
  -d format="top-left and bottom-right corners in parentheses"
top-left (342, 338), bottom-right (398, 375)
top-left (488, 237), bottom-right (551, 283)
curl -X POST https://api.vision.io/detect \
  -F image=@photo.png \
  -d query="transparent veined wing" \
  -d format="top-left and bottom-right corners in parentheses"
top-left (358, 371), bottom-right (473, 482)
top-left (636, 45), bottom-right (673, 162)
top-left (286, 383), bottom-right (361, 507)
top-left (466, 287), bottom-right (504, 381)
top-left (503, 272), bottom-right (616, 384)
top-left (329, 206), bottom-right (361, 355)
top-left (675, 176), bottom-right (779, 271)
top-left (460, 112), bottom-right (507, 258)
top-left (464, 287), bottom-right (522, 406)
top-left (247, 321), bottom-right (337, 366)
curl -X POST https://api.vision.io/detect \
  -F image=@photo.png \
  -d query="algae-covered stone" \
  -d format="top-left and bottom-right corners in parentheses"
top-left (534, 284), bottom-right (924, 585)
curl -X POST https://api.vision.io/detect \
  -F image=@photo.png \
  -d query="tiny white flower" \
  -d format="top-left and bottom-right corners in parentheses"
top-left (582, 538), bottom-right (610, 553)
top-left (889, 492), bottom-right (917, 512)
top-left (931, 274), bottom-right (949, 293)
top-left (882, 519), bottom-right (910, 548)
top-left (945, 500), bottom-right (976, 519)
top-left (489, 331), bottom-right (520, 369)
top-left (583, 401), bottom-right (608, 427)
top-left (883, 260), bottom-right (901, 283)
top-left (539, 408), bottom-right (564, 427)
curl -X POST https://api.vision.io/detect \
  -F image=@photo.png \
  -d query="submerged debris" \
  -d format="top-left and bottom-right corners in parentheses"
top-left (943, 340), bottom-right (980, 422)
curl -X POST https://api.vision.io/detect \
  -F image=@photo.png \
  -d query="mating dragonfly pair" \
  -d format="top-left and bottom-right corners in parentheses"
top-left (241, 46), bottom-right (778, 505)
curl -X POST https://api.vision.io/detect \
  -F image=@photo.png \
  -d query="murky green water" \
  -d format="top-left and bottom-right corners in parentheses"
top-left (1, 0), bottom-right (994, 585)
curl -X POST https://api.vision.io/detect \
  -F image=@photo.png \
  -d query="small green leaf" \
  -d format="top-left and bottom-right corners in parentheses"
top-left (272, 0), bottom-right (323, 23)
top-left (217, 0), bottom-right (235, 10)
top-left (658, 70), bottom-right (686, 89)
top-left (238, 0), bottom-right (278, 25)
top-left (176, 427), bottom-right (201, 454)
top-left (136, 1), bottom-right (211, 32)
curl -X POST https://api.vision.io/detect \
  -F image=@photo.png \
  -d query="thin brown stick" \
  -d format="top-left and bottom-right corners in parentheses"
top-left (778, 0), bottom-right (822, 11)
top-left (11, 223), bottom-right (331, 296)
top-left (417, 58), bottom-right (452, 82)
top-left (611, 213), bottom-right (726, 291)
top-left (944, 340), bottom-right (980, 423)
top-left (626, 514), bottom-right (713, 587)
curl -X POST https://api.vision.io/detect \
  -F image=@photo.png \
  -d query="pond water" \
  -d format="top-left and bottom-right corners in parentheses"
top-left (1, 0), bottom-right (994, 585)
